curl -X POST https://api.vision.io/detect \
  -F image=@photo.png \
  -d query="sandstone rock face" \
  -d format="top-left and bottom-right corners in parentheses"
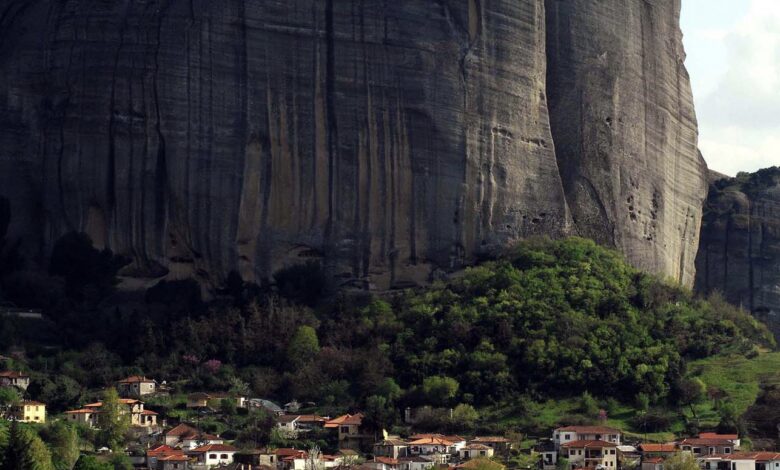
top-left (545, 0), bottom-right (708, 286)
top-left (0, 0), bottom-right (706, 289)
top-left (695, 168), bottom-right (780, 336)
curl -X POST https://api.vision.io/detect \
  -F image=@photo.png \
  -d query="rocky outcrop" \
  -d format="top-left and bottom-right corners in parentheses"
top-left (0, 0), bottom-right (706, 289)
top-left (546, 0), bottom-right (708, 286)
top-left (695, 168), bottom-right (780, 336)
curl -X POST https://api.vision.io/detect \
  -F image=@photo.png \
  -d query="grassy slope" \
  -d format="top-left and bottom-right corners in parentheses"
top-left (686, 350), bottom-right (780, 423)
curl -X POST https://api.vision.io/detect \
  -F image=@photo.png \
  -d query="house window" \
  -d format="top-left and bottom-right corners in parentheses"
top-left (220, 454), bottom-right (228, 459)
top-left (725, 449), bottom-right (731, 454)
top-left (341, 426), bottom-right (350, 434)
top-left (210, 454), bottom-right (217, 459)
top-left (565, 434), bottom-right (571, 440)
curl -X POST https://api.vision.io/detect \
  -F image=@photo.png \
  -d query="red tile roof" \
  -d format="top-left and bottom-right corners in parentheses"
top-left (0, 371), bottom-right (29, 378)
top-left (639, 444), bottom-right (677, 453)
top-left (699, 433), bottom-right (739, 440)
top-left (724, 453), bottom-right (780, 461)
top-left (679, 438), bottom-right (734, 446)
top-left (463, 444), bottom-right (491, 450)
top-left (375, 457), bottom-right (400, 465)
top-left (157, 455), bottom-right (190, 461)
top-left (557, 426), bottom-right (621, 434)
top-left (118, 375), bottom-right (155, 384)
top-left (166, 423), bottom-right (199, 437)
top-left (191, 444), bottom-right (237, 453)
top-left (561, 440), bottom-right (619, 448)
top-left (148, 445), bottom-right (184, 457)
top-left (643, 457), bottom-right (665, 464)
top-left (275, 449), bottom-right (307, 458)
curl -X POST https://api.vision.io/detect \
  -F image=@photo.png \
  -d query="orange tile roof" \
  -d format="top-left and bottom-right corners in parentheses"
top-left (410, 434), bottom-right (465, 442)
top-left (561, 440), bottom-right (619, 448)
top-left (409, 437), bottom-right (455, 446)
top-left (325, 413), bottom-right (363, 427)
top-left (84, 399), bottom-right (140, 408)
top-left (644, 457), bottom-right (665, 464)
top-left (64, 409), bottom-right (94, 414)
top-left (141, 410), bottom-right (158, 415)
top-left (375, 457), bottom-right (400, 465)
top-left (639, 444), bottom-right (677, 453)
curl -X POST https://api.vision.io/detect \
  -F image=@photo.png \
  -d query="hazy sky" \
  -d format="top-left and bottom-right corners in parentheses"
top-left (681, 0), bottom-right (780, 176)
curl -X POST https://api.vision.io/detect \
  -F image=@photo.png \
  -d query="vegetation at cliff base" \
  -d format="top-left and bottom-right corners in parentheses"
top-left (0, 235), bottom-right (775, 437)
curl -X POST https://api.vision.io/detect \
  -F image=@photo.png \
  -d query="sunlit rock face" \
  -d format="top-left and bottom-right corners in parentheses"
top-left (545, 0), bottom-right (708, 287)
top-left (696, 168), bottom-right (780, 336)
top-left (0, 0), bottom-right (707, 289)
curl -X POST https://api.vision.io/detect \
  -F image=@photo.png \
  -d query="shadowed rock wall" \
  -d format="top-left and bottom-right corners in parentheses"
top-left (695, 168), bottom-right (780, 336)
top-left (0, 0), bottom-right (706, 289)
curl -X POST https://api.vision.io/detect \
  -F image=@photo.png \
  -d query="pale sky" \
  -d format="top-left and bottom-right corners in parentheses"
top-left (681, 0), bottom-right (780, 176)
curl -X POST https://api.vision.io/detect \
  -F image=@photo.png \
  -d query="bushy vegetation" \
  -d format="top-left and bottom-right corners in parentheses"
top-left (0, 235), bottom-right (774, 436)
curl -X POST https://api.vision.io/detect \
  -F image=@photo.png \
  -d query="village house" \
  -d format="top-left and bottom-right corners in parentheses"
top-left (397, 456), bottom-right (436, 470)
top-left (0, 371), bottom-right (30, 390)
top-left (638, 442), bottom-right (677, 470)
top-left (553, 426), bottom-right (622, 450)
top-left (11, 400), bottom-right (46, 423)
top-left (233, 449), bottom-right (279, 469)
top-left (374, 439), bottom-right (409, 459)
top-left (66, 398), bottom-right (158, 428)
top-left (407, 437), bottom-right (460, 463)
top-left (701, 452), bottom-right (780, 470)
top-left (561, 440), bottom-right (618, 469)
top-left (117, 376), bottom-right (157, 398)
top-left (277, 414), bottom-right (328, 438)
top-left (247, 399), bottom-right (284, 416)
top-left (186, 393), bottom-right (211, 409)
top-left (678, 438), bottom-right (735, 456)
top-left (469, 436), bottom-right (512, 455)
top-left (187, 443), bottom-right (238, 468)
top-left (165, 424), bottom-right (200, 447)
top-left (411, 434), bottom-right (466, 453)
top-left (458, 444), bottom-right (494, 460)
top-left (147, 445), bottom-right (187, 469)
top-left (275, 448), bottom-right (308, 470)
top-left (156, 454), bottom-right (191, 470)
top-left (368, 457), bottom-right (401, 470)
top-left (325, 413), bottom-right (371, 451)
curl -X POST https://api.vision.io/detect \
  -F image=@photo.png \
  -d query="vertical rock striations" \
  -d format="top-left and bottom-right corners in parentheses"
top-left (695, 168), bottom-right (780, 337)
top-left (0, 0), bottom-right (707, 289)
top-left (545, 0), bottom-right (708, 286)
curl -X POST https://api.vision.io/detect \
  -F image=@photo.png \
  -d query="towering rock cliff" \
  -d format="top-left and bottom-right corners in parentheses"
top-left (0, 0), bottom-right (706, 289)
top-left (695, 168), bottom-right (780, 336)
top-left (545, 0), bottom-right (708, 286)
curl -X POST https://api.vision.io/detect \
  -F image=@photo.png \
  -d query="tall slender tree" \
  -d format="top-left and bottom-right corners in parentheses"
top-left (96, 388), bottom-right (129, 451)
